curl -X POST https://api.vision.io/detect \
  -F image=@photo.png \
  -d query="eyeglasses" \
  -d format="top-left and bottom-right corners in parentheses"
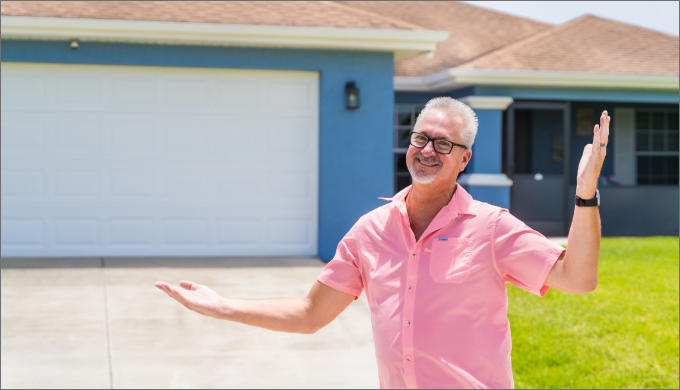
top-left (409, 131), bottom-right (467, 154)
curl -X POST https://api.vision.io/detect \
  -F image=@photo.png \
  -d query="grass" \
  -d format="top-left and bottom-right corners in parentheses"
top-left (508, 237), bottom-right (679, 389)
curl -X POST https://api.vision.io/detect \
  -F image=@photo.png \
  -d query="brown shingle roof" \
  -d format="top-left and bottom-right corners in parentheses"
top-left (0, 1), bottom-right (423, 30)
top-left (3, 2), bottom-right (677, 77)
top-left (337, 1), bottom-right (551, 77)
top-left (457, 15), bottom-right (679, 76)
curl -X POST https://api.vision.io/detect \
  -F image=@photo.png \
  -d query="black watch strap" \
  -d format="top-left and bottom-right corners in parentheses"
top-left (575, 190), bottom-right (600, 207)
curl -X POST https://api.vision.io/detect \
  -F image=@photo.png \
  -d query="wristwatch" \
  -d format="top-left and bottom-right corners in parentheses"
top-left (575, 190), bottom-right (600, 207)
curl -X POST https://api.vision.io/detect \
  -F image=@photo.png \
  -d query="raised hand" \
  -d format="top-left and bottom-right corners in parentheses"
top-left (154, 280), bottom-right (225, 319)
top-left (576, 110), bottom-right (610, 198)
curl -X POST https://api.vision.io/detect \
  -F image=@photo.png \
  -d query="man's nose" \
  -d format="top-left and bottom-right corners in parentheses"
top-left (421, 140), bottom-right (437, 156)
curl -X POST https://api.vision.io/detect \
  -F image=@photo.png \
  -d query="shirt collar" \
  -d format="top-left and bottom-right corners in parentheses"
top-left (386, 183), bottom-right (477, 217)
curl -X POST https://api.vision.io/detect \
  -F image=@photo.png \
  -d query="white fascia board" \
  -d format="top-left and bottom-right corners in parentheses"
top-left (459, 96), bottom-right (514, 110)
top-left (395, 68), bottom-right (679, 91)
top-left (1, 16), bottom-right (449, 62)
top-left (457, 173), bottom-right (513, 187)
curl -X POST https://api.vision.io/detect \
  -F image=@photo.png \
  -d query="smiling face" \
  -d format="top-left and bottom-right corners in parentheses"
top-left (406, 109), bottom-right (472, 186)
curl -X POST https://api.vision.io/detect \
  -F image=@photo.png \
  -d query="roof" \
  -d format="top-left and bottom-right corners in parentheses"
top-left (0, 1), bottom-right (423, 30)
top-left (337, 1), bottom-right (551, 77)
top-left (2, 2), bottom-right (678, 80)
top-left (458, 15), bottom-right (679, 76)
top-left (1, 2), bottom-right (450, 62)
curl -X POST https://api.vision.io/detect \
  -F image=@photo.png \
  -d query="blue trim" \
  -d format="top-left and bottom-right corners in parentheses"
top-left (3, 40), bottom-right (395, 261)
top-left (395, 87), bottom-right (474, 104)
top-left (475, 86), bottom-right (679, 104)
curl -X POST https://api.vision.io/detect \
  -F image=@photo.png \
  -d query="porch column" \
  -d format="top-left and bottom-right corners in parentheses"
top-left (457, 96), bottom-right (514, 209)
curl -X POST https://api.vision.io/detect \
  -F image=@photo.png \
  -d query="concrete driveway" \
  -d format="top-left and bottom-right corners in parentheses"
top-left (0, 258), bottom-right (379, 389)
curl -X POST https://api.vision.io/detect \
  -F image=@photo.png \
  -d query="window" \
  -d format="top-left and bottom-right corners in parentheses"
top-left (636, 109), bottom-right (679, 185)
top-left (394, 104), bottom-right (424, 194)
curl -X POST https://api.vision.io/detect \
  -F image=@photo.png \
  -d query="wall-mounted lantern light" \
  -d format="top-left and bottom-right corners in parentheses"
top-left (70, 39), bottom-right (79, 49)
top-left (345, 81), bottom-right (360, 110)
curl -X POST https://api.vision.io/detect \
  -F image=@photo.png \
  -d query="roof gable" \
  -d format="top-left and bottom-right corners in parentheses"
top-left (338, 1), bottom-right (551, 77)
top-left (457, 14), bottom-right (679, 75)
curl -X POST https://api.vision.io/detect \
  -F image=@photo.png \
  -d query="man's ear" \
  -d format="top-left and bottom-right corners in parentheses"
top-left (460, 150), bottom-right (472, 172)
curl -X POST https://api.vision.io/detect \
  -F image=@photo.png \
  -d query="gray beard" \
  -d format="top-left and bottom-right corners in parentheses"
top-left (408, 154), bottom-right (440, 185)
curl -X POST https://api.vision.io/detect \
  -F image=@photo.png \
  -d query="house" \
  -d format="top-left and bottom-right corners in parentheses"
top-left (1, 1), bottom-right (678, 261)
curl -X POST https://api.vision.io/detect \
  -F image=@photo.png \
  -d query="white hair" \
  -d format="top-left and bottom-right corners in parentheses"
top-left (413, 97), bottom-right (479, 148)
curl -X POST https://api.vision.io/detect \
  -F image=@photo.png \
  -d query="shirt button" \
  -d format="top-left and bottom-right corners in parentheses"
top-left (406, 356), bottom-right (412, 361)
top-left (408, 287), bottom-right (414, 292)
top-left (405, 321), bottom-right (411, 326)
top-left (411, 254), bottom-right (416, 258)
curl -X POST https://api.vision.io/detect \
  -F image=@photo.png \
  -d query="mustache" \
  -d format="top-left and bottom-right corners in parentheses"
top-left (413, 153), bottom-right (442, 166)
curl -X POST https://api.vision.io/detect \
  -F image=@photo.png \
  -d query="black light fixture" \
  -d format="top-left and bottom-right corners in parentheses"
top-left (345, 81), bottom-right (360, 110)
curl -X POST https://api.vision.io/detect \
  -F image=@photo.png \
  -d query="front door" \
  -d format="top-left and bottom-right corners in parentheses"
top-left (506, 103), bottom-right (570, 236)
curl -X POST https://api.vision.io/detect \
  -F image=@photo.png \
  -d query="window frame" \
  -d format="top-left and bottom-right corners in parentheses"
top-left (635, 108), bottom-right (679, 185)
top-left (393, 104), bottom-right (424, 194)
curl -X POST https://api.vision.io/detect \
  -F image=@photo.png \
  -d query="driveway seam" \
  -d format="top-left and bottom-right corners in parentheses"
top-left (102, 258), bottom-right (114, 389)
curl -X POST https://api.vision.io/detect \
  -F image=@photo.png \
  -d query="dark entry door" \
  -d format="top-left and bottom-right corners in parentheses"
top-left (506, 103), bottom-right (570, 236)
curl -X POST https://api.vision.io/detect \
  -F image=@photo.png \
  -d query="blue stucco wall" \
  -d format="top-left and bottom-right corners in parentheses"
top-left (469, 110), bottom-right (502, 174)
top-left (464, 186), bottom-right (510, 209)
top-left (2, 40), bottom-right (395, 261)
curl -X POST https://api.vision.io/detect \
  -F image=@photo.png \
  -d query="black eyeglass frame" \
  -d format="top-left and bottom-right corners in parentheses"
top-left (409, 131), bottom-right (467, 154)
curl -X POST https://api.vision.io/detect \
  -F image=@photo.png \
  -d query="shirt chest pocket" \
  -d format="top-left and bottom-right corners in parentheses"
top-left (428, 238), bottom-right (473, 283)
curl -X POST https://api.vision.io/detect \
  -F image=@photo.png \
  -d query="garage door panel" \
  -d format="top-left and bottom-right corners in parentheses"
top-left (0, 69), bottom-right (48, 108)
top-left (214, 80), bottom-right (264, 107)
top-left (266, 173), bottom-right (310, 198)
top-left (2, 63), bottom-right (318, 257)
top-left (2, 63), bottom-right (317, 117)
top-left (108, 218), bottom-right (156, 247)
top-left (1, 217), bottom-right (46, 247)
top-left (56, 75), bottom-right (103, 104)
top-left (161, 170), bottom-right (210, 199)
top-left (215, 219), bottom-right (261, 245)
top-left (53, 218), bottom-right (101, 247)
top-left (108, 169), bottom-right (157, 199)
top-left (108, 118), bottom-right (158, 152)
top-left (162, 218), bottom-right (209, 246)
top-left (111, 76), bottom-right (158, 106)
top-left (215, 172), bottom-right (263, 198)
top-left (0, 114), bottom-right (46, 152)
top-left (1, 168), bottom-right (46, 198)
top-left (161, 77), bottom-right (211, 107)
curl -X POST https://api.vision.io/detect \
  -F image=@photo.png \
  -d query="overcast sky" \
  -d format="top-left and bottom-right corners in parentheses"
top-left (462, 1), bottom-right (679, 37)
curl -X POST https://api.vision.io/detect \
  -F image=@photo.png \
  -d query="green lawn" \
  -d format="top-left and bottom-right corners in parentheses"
top-left (508, 237), bottom-right (679, 389)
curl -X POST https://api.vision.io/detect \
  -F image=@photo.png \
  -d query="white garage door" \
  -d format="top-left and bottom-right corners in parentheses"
top-left (1, 63), bottom-right (318, 257)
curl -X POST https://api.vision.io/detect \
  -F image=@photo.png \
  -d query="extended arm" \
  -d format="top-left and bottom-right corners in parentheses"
top-left (154, 280), bottom-right (355, 334)
top-left (545, 111), bottom-right (610, 294)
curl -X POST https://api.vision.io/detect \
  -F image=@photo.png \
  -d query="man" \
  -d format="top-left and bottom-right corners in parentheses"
top-left (155, 97), bottom-right (609, 388)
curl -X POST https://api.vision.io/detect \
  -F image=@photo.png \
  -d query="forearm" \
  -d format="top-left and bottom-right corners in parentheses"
top-left (219, 297), bottom-right (318, 334)
top-left (562, 185), bottom-right (601, 292)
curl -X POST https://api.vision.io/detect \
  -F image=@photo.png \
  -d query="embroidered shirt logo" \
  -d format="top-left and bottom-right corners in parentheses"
top-left (438, 237), bottom-right (448, 241)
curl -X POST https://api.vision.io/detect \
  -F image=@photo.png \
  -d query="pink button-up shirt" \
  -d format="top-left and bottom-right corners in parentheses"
top-left (318, 184), bottom-right (565, 389)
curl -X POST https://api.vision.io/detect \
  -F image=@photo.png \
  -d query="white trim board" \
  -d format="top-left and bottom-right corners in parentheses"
top-left (395, 68), bottom-right (680, 91)
top-left (459, 96), bottom-right (514, 110)
top-left (457, 174), bottom-right (513, 187)
top-left (1, 16), bottom-right (450, 62)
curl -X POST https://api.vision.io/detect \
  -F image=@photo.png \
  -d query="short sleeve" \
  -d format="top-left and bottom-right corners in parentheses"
top-left (493, 209), bottom-right (565, 297)
top-left (317, 229), bottom-right (364, 299)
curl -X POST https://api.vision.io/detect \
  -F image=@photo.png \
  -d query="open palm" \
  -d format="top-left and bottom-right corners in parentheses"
top-left (576, 110), bottom-right (610, 196)
top-left (154, 280), bottom-right (224, 319)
